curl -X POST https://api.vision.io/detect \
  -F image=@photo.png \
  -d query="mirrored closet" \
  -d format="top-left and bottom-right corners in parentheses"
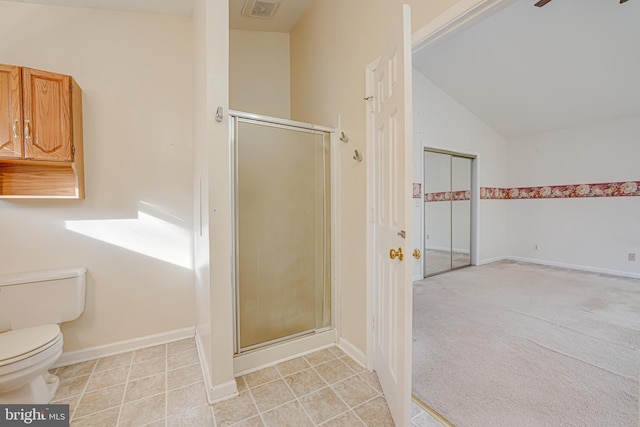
top-left (423, 149), bottom-right (474, 276)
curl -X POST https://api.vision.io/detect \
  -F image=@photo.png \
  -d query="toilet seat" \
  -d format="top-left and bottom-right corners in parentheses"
top-left (0, 325), bottom-right (62, 367)
top-left (0, 326), bottom-right (63, 398)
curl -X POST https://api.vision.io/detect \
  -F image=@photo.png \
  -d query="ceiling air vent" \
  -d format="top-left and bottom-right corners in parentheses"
top-left (242, 0), bottom-right (281, 19)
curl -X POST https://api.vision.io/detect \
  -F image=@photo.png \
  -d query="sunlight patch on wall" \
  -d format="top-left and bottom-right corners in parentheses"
top-left (65, 207), bottom-right (192, 269)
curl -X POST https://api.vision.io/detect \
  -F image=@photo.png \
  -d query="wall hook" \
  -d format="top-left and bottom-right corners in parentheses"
top-left (340, 131), bottom-right (349, 143)
top-left (215, 106), bottom-right (223, 122)
top-left (353, 149), bottom-right (363, 162)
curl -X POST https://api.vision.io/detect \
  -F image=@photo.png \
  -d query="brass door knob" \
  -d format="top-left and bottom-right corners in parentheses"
top-left (412, 249), bottom-right (421, 259)
top-left (390, 247), bottom-right (403, 261)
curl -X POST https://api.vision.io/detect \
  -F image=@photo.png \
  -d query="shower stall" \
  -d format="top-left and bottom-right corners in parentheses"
top-left (230, 111), bottom-right (333, 355)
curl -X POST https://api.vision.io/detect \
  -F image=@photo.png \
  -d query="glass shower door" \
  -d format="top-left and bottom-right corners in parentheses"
top-left (234, 118), bottom-right (331, 352)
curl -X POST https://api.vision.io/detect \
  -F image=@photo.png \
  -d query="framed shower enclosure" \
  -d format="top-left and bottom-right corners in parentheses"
top-left (230, 111), bottom-right (335, 355)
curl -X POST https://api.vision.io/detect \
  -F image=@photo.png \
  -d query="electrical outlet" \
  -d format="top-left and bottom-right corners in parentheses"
top-left (629, 253), bottom-right (636, 262)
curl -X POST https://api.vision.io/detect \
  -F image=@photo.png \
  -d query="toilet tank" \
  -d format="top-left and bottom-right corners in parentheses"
top-left (0, 267), bottom-right (86, 333)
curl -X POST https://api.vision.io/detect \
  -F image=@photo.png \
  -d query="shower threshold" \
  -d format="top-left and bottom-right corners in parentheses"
top-left (233, 328), bottom-right (336, 375)
top-left (236, 326), bottom-right (334, 355)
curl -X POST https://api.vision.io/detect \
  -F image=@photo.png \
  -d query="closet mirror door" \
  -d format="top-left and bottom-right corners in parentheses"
top-left (451, 156), bottom-right (471, 269)
top-left (424, 151), bottom-right (452, 276)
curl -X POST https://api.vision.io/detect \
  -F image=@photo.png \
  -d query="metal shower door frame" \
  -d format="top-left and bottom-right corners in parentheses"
top-left (229, 110), bottom-right (335, 355)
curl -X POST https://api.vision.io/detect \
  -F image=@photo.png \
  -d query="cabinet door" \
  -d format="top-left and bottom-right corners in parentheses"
top-left (22, 68), bottom-right (72, 161)
top-left (0, 64), bottom-right (23, 159)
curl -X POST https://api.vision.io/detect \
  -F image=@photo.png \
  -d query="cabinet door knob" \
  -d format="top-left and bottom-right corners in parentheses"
top-left (13, 119), bottom-right (20, 139)
top-left (24, 119), bottom-right (31, 140)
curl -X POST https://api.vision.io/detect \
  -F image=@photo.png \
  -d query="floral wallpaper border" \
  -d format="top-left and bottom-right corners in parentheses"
top-left (413, 183), bottom-right (422, 199)
top-left (418, 181), bottom-right (640, 202)
top-left (480, 181), bottom-right (640, 200)
top-left (425, 190), bottom-right (471, 202)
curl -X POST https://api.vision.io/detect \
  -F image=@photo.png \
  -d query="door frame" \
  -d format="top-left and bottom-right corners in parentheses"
top-left (364, 0), bottom-right (513, 398)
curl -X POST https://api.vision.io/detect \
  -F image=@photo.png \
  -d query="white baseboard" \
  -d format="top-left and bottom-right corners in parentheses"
top-left (425, 254), bottom-right (639, 280)
top-left (53, 327), bottom-right (195, 368)
top-left (208, 380), bottom-right (239, 404)
top-left (478, 256), bottom-right (507, 265)
top-left (507, 256), bottom-right (640, 279)
top-left (234, 329), bottom-right (337, 376)
top-left (337, 337), bottom-right (367, 369)
top-left (194, 327), bottom-right (239, 404)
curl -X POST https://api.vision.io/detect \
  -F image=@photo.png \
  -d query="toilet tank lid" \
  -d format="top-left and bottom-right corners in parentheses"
top-left (0, 267), bottom-right (86, 287)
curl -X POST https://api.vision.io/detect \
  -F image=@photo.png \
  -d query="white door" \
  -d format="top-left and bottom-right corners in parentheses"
top-left (372, 4), bottom-right (413, 426)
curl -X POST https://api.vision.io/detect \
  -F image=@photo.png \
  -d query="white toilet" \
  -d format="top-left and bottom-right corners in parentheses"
top-left (0, 267), bottom-right (86, 404)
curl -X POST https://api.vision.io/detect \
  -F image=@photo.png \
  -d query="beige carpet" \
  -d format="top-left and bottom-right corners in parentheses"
top-left (413, 260), bottom-right (640, 427)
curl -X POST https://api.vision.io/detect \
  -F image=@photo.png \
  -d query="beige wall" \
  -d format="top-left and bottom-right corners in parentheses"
top-left (229, 30), bottom-right (291, 119)
top-left (0, 2), bottom-right (195, 351)
top-left (290, 0), bottom-right (461, 353)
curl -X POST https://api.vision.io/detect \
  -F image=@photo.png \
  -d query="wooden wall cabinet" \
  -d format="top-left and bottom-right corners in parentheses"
top-left (0, 64), bottom-right (84, 198)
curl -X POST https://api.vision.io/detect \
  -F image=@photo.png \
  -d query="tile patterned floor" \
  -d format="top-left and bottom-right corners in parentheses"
top-left (50, 339), bottom-right (397, 426)
top-left (410, 400), bottom-right (447, 427)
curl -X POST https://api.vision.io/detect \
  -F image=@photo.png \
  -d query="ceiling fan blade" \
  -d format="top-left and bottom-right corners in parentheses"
top-left (535, 0), bottom-right (628, 6)
top-left (535, 0), bottom-right (553, 7)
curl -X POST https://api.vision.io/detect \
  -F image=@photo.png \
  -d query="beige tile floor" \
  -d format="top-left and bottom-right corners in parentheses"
top-left (50, 338), bottom-right (400, 426)
top-left (410, 400), bottom-right (446, 427)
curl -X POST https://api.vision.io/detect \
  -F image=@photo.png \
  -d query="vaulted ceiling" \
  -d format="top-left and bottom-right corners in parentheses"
top-left (413, 0), bottom-right (640, 139)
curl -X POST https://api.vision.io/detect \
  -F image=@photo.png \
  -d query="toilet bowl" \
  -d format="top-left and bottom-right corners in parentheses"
top-left (0, 325), bottom-right (64, 404)
top-left (0, 268), bottom-right (86, 404)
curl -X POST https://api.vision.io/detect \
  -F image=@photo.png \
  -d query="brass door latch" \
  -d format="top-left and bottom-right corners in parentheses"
top-left (390, 247), bottom-right (404, 261)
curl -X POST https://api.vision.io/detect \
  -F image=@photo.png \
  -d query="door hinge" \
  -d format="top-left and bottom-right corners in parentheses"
top-left (72, 145), bottom-right (76, 156)
top-left (371, 316), bottom-right (375, 332)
